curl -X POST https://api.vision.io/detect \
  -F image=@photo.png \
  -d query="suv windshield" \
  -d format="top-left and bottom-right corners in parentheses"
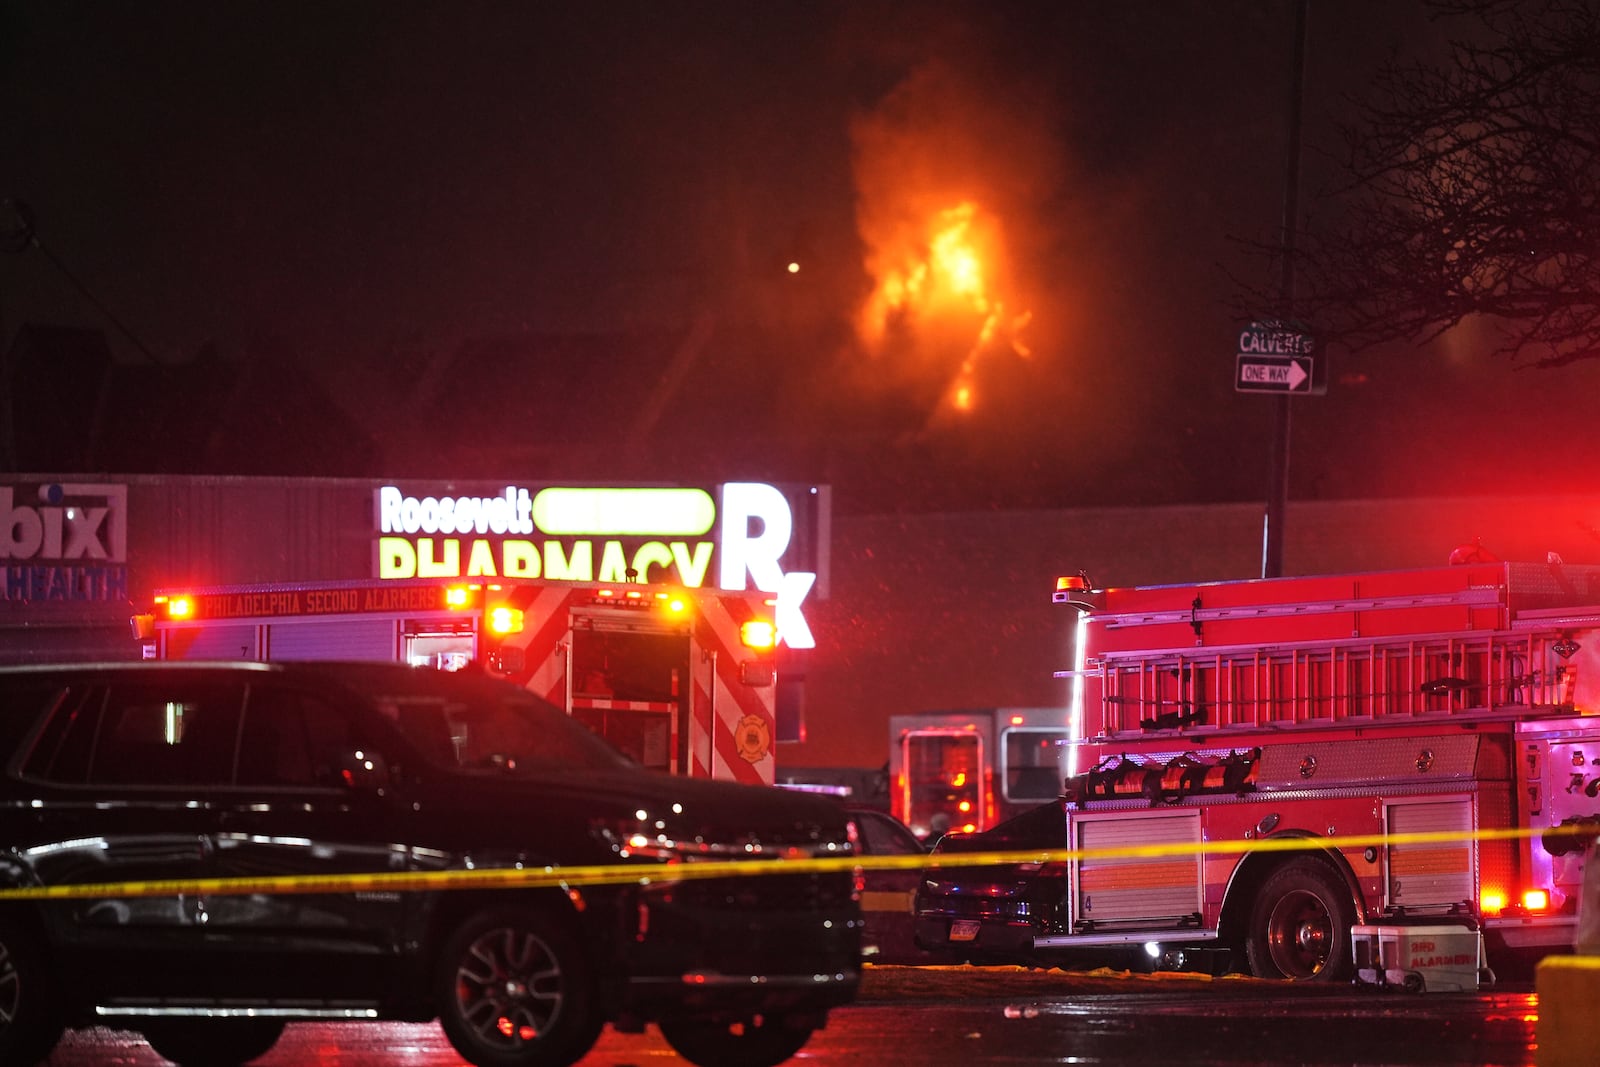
top-left (379, 690), bottom-right (636, 773)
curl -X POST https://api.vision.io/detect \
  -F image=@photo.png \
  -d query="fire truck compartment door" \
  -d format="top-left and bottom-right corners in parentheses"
top-left (1386, 797), bottom-right (1475, 910)
top-left (1074, 810), bottom-right (1202, 925)
top-left (164, 623), bottom-right (259, 661)
top-left (1257, 735), bottom-right (1480, 788)
top-left (266, 619), bottom-right (397, 662)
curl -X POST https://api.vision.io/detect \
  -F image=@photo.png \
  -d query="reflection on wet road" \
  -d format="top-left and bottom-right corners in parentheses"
top-left (49, 966), bottom-right (1541, 1067)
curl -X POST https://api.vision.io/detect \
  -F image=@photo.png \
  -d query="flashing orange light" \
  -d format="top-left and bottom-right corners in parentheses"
top-left (1009, 714), bottom-right (1025, 726)
top-left (664, 596), bottom-right (688, 615)
top-left (1056, 575), bottom-right (1088, 593)
top-left (1480, 889), bottom-right (1508, 915)
top-left (488, 607), bottom-right (524, 635)
top-left (166, 596), bottom-right (194, 620)
top-left (1522, 888), bottom-right (1551, 912)
top-left (960, 823), bottom-right (977, 834)
top-left (740, 619), bottom-right (778, 650)
top-left (445, 586), bottom-right (470, 608)
top-left (951, 772), bottom-right (967, 788)
top-left (957, 800), bottom-right (972, 813)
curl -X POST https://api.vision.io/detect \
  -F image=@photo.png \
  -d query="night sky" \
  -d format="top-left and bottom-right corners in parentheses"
top-left (6, 1), bottom-right (1595, 513)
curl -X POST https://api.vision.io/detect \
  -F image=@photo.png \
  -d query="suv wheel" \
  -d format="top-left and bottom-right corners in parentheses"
top-left (140, 1019), bottom-right (286, 1066)
top-left (658, 1013), bottom-right (817, 1067)
top-left (0, 914), bottom-right (65, 1065)
top-left (435, 908), bottom-right (603, 1067)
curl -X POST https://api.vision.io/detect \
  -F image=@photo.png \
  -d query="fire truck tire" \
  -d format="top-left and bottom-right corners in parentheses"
top-left (1244, 859), bottom-right (1356, 982)
top-left (657, 1013), bottom-right (817, 1067)
top-left (434, 907), bottom-right (604, 1067)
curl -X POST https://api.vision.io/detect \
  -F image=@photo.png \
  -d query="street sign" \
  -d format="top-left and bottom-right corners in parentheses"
top-left (1235, 353), bottom-right (1313, 394)
top-left (1234, 319), bottom-right (1322, 395)
top-left (1237, 320), bottom-right (1313, 357)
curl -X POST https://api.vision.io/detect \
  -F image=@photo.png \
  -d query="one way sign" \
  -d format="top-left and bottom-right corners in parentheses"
top-left (1235, 354), bottom-right (1313, 394)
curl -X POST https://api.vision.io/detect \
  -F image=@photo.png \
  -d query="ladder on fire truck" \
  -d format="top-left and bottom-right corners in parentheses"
top-left (1066, 589), bottom-right (1598, 736)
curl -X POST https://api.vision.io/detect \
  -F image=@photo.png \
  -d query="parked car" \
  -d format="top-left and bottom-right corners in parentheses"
top-left (842, 806), bottom-right (942, 965)
top-left (912, 800), bottom-right (1067, 966)
top-left (0, 661), bottom-right (861, 1067)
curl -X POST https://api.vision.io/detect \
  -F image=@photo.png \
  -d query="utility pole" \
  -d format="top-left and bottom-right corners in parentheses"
top-left (1262, 0), bottom-right (1310, 579)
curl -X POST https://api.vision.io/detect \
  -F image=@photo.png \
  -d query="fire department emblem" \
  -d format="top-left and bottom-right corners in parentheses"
top-left (735, 714), bottom-right (771, 764)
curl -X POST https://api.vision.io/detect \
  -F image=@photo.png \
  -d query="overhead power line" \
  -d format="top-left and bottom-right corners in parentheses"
top-left (2, 197), bottom-right (166, 366)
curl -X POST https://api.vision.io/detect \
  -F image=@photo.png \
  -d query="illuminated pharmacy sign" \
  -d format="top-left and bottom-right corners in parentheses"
top-left (373, 482), bottom-right (820, 647)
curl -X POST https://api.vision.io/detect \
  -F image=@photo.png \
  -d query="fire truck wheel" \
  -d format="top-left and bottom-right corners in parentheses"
top-left (657, 1013), bottom-right (817, 1067)
top-left (434, 907), bottom-right (604, 1067)
top-left (1244, 859), bottom-right (1356, 982)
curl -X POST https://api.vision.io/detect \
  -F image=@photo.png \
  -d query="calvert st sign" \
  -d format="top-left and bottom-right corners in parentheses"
top-left (374, 482), bottom-right (822, 648)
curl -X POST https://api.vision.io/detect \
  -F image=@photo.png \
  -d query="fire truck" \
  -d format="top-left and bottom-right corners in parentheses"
top-left (140, 577), bottom-right (787, 785)
top-left (888, 708), bottom-right (1069, 840)
top-left (915, 559), bottom-right (1600, 983)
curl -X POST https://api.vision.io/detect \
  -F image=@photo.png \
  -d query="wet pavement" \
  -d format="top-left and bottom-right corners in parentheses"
top-left (46, 964), bottom-right (1543, 1066)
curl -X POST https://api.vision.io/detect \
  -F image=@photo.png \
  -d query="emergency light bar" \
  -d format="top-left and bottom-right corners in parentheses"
top-left (587, 587), bottom-right (697, 621)
top-left (1053, 573), bottom-right (1099, 610)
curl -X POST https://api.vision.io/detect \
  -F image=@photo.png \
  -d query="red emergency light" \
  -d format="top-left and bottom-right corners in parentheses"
top-left (1479, 886), bottom-right (1551, 916)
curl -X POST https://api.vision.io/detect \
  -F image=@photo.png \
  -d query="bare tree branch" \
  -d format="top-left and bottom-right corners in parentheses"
top-left (1233, 0), bottom-right (1600, 367)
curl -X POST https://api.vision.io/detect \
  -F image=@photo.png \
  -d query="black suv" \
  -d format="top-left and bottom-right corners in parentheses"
top-left (0, 661), bottom-right (860, 1067)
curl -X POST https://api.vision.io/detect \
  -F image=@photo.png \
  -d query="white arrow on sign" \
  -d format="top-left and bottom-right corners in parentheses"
top-left (1235, 355), bottom-right (1312, 393)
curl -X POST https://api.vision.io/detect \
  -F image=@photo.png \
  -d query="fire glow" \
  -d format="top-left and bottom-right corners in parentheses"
top-left (856, 199), bottom-right (1032, 414)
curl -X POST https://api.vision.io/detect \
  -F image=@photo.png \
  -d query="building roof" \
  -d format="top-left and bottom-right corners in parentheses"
top-left (2, 324), bottom-right (380, 476)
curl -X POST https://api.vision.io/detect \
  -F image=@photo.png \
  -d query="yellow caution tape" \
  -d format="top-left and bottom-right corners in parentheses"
top-left (0, 821), bottom-right (1588, 902)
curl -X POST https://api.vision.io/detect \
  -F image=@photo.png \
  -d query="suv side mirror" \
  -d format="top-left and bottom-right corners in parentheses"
top-left (336, 749), bottom-right (391, 792)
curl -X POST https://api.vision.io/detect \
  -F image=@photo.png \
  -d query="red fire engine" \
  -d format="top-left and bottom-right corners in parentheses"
top-left (141, 578), bottom-right (786, 785)
top-left (888, 708), bottom-right (1069, 840)
top-left (917, 559), bottom-right (1600, 984)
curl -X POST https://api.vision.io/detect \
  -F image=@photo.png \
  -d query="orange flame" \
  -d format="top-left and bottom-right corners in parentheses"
top-left (856, 199), bottom-right (1031, 414)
